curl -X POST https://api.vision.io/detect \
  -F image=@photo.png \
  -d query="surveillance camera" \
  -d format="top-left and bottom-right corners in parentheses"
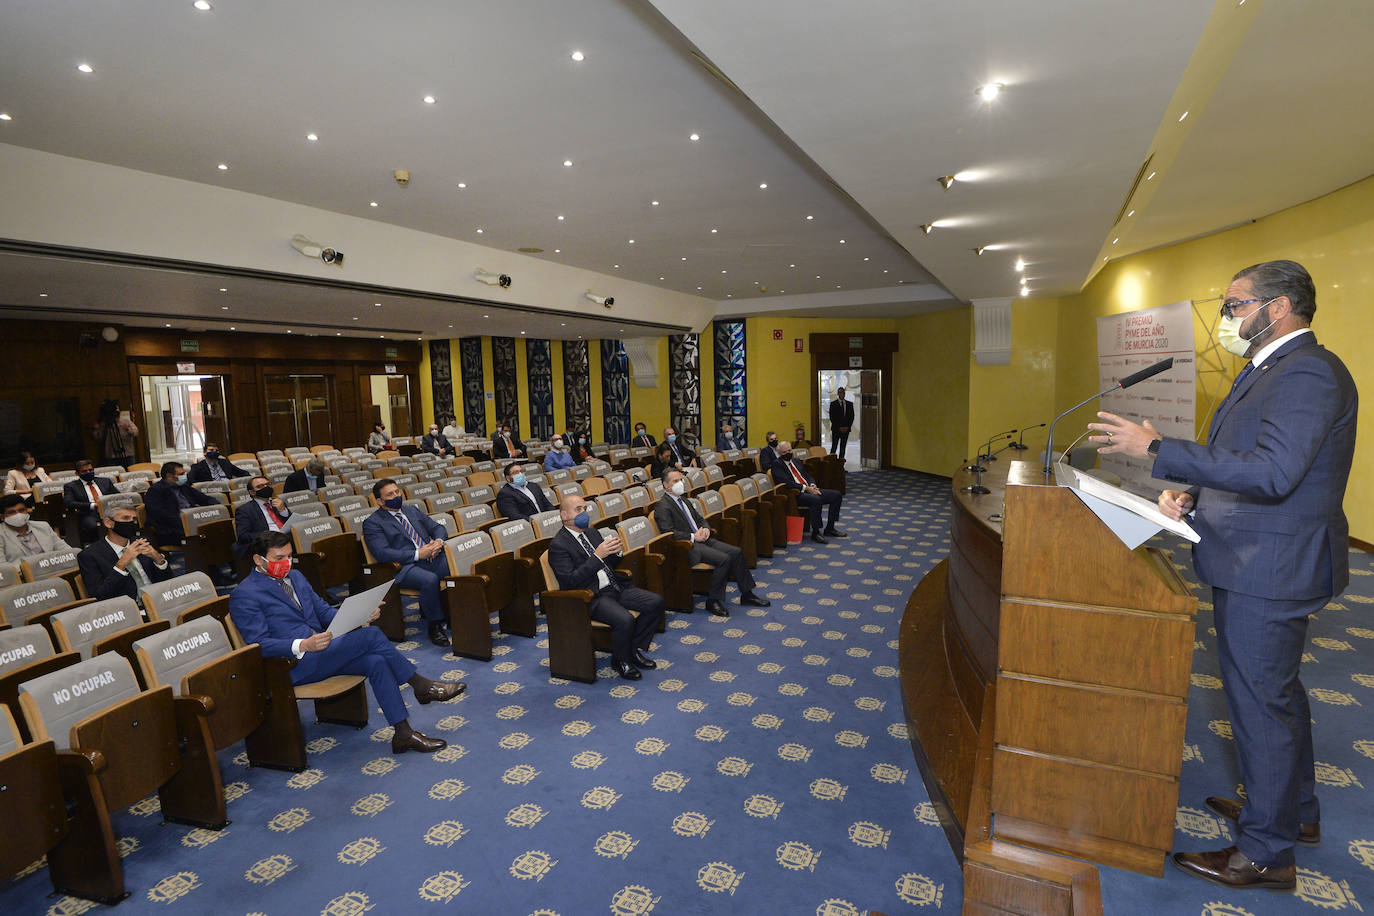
top-left (475, 268), bottom-right (512, 288)
top-left (393, 169), bottom-right (410, 188)
top-left (291, 234), bottom-right (344, 266)
top-left (584, 291), bottom-right (614, 309)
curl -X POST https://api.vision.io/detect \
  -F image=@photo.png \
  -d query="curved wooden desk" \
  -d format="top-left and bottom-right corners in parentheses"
top-left (900, 460), bottom-right (1196, 913)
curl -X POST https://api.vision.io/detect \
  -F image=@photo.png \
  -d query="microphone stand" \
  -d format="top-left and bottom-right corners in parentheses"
top-left (1042, 358), bottom-right (1174, 475)
top-left (1011, 422), bottom-right (1044, 451)
top-left (979, 432), bottom-right (1016, 462)
top-left (960, 464), bottom-right (990, 495)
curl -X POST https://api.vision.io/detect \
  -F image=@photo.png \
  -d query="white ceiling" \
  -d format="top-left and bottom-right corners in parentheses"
top-left (0, 0), bottom-right (1370, 338)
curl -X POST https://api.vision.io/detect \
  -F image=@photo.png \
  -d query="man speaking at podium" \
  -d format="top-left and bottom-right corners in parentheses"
top-left (1089, 260), bottom-right (1357, 892)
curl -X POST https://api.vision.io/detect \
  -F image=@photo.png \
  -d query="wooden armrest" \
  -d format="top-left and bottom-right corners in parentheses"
top-left (56, 746), bottom-right (107, 777)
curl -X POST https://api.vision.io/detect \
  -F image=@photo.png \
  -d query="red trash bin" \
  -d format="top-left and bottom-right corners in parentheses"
top-left (785, 515), bottom-right (805, 544)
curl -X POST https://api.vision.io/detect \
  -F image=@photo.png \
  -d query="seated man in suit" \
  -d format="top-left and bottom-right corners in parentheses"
top-left (230, 531), bottom-right (463, 754)
top-left (420, 424), bottom-right (455, 457)
top-left (662, 427), bottom-right (698, 469)
top-left (0, 493), bottom-right (66, 562)
top-left (649, 443), bottom-right (677, 479)
top-left (78, 503), bottom-right (173, 602)
top-left (758, 431), bottom-right (781, 471)
top-left (186, 443), bottom-right (250, 483)
top-left (544, 435), bottom-right (577, 472)
top-left (62, 458), bottom-right (118, 544)
top-left (548, 493), bottom-right (663, 680)
top-left (716, 420), bottom-right (742, 452)
top-left (491, 422), bottom-right (526, 459)
top-left (233, 475), bottom-right (294, 560)
top-left (654, 469), bottom-right (770, 617)
top-left (772, 442), bottom-right (845, 543)
top-left (629, 423), bottom-right (656, 450)
top-left (283, 458), bottom-right (329, 495)
top-left (496, 462), bottom-right (553, 521)
top-left (143, 461), bottom-right (218, 546)
top-left (362, 479), bottom-right (451, 647)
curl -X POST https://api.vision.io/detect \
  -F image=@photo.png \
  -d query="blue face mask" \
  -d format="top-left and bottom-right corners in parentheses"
top-left (383, 495), bottom-right (404, 510)
top-left (667, 434), bottom-right (676, 443)
top-left (512, 473), bottom-right (527, 488)
top-left (573, 511), bottom-right (591, 530)
top-left (177, 473), bottom-right (188, 486)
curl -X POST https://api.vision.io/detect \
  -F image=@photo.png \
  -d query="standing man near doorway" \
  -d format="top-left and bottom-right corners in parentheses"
top-left (829, 387), bottom-right (854, 460)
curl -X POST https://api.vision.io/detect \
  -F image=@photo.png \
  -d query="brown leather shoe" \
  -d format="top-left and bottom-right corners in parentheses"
top-left (1172, 846), bottom-right (1295, 891)
top-left (1205, 796), bottom-right (1321, 846)
top-left (414, 680), bottom-right (467, 705)
top-left (391, 722), bottom-right (447, 754)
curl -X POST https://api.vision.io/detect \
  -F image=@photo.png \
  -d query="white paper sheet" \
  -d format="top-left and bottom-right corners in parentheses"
top-left (1057, 465), bottom-right (1200, 544)
top-left (326, 580), bottom-right (395, 638)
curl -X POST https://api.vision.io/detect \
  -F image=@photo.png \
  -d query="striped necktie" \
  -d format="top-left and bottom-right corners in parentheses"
top-left (394, 510), bottom-right (425, 548)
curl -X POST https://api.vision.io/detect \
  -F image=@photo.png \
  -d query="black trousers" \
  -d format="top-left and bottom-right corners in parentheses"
top-left (796, 489), bottom-right (842, 532)
top-left (589, 585), bottom-right (664, 663)
top-left (831, 429), bottom-right (849, 457)
top-left (76, 509), bottom-right (103, 544)
top-left (689, 537), bottom-right (754, 601)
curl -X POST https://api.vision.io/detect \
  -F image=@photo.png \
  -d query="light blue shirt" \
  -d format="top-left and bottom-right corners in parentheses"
top-left (544, 450), bottom-right (576, 471)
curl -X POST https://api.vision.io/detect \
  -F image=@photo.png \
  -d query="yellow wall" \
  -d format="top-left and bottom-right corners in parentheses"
top-left (895, 307), bottom-right (973, 475)
top-left (965, 299), bottom-right (1061, 460)
top-left (628, 337), bottom-right (673, 442)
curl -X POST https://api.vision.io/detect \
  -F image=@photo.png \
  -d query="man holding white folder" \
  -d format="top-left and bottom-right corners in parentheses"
top-left (229, 530), bottom-right (465, 754)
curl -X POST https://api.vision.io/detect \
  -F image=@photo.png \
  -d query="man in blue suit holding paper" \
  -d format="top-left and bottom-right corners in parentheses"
top-left (1090, 260), bottom-right (1357, 892)
top-left (229, 530), bottom-right (463, 754)
top-left (363, 478), bottom-right (452, 647)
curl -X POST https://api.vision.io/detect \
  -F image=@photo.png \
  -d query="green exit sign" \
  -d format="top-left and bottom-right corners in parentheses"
top-left (385, 347), bottom-right (398, 359)
top-left (848, 336), bottom-right (863, 348)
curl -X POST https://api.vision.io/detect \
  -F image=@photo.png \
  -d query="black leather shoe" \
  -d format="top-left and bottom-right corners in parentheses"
top-left (392, 725), bottom-right (447, 754)
top-left (810, 533), bottom-right (828, 544)
top-left (613, 659), bottom-right (642, 680)
top-left (1172, 846), bottom-right (1295, 891)
top-left (739, 593), bottom-right (771, 607)
top-left (1206, 796), bottom-right (1320, 846)
top-left (823, 528), bottom-right (848, 538)
top-left (705, 599), bottom-right (729, 618)
top-left (414, 681), bottom-right (467, 705)
top-left (634, 650), bottom-right (658, 670)
top-left (428, 623), bottom-right (451, 647)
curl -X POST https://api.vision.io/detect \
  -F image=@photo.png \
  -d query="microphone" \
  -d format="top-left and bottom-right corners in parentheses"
top-left (977, 428), bottom-right (1018, 462)
top-left (1041, 357), bottom-right (1174, 475)
top-left (1011, 422), bottom-right (1045, 450)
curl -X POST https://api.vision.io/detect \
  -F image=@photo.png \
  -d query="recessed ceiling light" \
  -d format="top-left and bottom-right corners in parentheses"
top-left (286, 330), bottom-right (293, 334)
top-left (457, 182), bottom-right (467, 189)
top-left (681, 257), bottom-right (687, 261)
top-left (306, 133), bottom-right (318, 142)
top-left (560, 322), bottom-right (566, 326)
top-left (520, 330), bottom-right (526, 335)
top-left (554, 248), bottom-right (561, 253)
top-left (164, 323), bottom-right (171, 328)
top-left (563, 159), bottom-right (573, 167)
top-left (659, 276), bottom-right (665, 281)
top-left (449, 324), bottom-right (455, 328)
top-left (696, 287), bottom-right (702, 291)
top-left (815, 275), bottom-right (821, 279)
top-left (805, 215), bottom-right (814, 221)
top-left (0, 113), bottom-right (11, 121)
top-left (1015, 259), bottom-right (1025, 271)
top-left (336, 332), bottom-right (342, 336)
top-left (193, 0), bottom-right (213, 10)
top-left (839, 239), bottom-right (846, 244)
top-left (219, 287), bottom-right (227, 292)
top-left (836, 285), bottom-right (841, 289)
top-left (1127, 209), bottom-right (1135, 218)
top-left (370, 201), bottom-right (378, 207)
top-left (710, 228), bottom-right (718, 234)
top-left (220, 305), bottom-right (228, 310)
top-left (627, 239), bottom-right (634, 244)
top-left (352, 316), bottom-right (359, 320)
top-left (1178, 110), bottom-right (1189, 122)
top-left (863, 257), bottom-right (870, 261)
top-left (789, 264), bottom-right (795, 268)
top-left (217, 163), bottom-right (228, 170)
top-left (476, 228), bottom-right (483, 233)
top-left (483, 314), bottom-right (490, 318)
top-left (726, 294), bottom-right (732, 298)
top-left (77, 63), bottom-right (94, 74)
top-left (230, 326), bottom-right (236, 330)
top-left (1146, 171), bottom-right (1156, 181)
top-left (883, 269), bottom-right (888, 273)
top-left (38, 292), bottom-right (47, 297)
top-left (614, 264), bottom-right (620, 269)
top-left (721, 270), bottom-right (727, 274)
top-left (1021, 287), bottom-right (1030, 297)
top-left (651, 200), bottom-right (659, 206)
top-left (758, 183), bottom-right (768, 190)
top-left (570, 50), bottom-right (585, 62)
top-left (423, 95), bottom-right (436, 104)
top-left (689, 133), bottom-right (700, 142)
top-left (557, 215), bottom-right (565, 221)
top-left (977, 82), bottom-right (1003, 102)
top-left (1112, 238), bottom-right (1119, 245)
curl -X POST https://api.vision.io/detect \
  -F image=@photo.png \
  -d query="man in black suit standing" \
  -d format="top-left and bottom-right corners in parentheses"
top-left (547, 493), bottom-right (662, 680)
top-left (629, 423), bottom-right (656, 449)
top-left (495, 462), bottom-right (552, 521)
top-left (283, 458), bottom-right (328, 495)
top-left (78, 504), bottom-right (172, 602)
top-left (187, 444), bottom-right (250, 483)
top-left (828, 387), bottom-right (855, 459)
top-left (662, 426), bottom-right (697, 469)
top-left (773, 442), bottom-right (845, 543)
top-left (491, 422), bottom-right (525, 459)
top-left (62, 458), bottom-right (118, 544)
top-left (234, 475), bottom-right (293, 559)
top-left (654, 469), bottom-right (769, 617)
top-left (143, 461), bottom-right (218, 546)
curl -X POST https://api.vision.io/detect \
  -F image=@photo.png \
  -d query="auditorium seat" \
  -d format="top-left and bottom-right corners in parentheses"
top-left (485, 519), bottom-right (551, 638)
top-left (0, 624), bottom-right (80, 742)
top-left (0, 562), bottom-right (20, 591)
top-left (733, 477), bottom-right (774, 559)
top-left (460, 484), bottom-right (498, 508)
top-left (18, 653), bottom-right (225, 903)
top-left (552, 482), bottom-right (582, 506)
top-left (582, 476), bottom-right (611, 499)
top-left (51, 597), bottom-right (169, 675)
top-left (646, 514), bottom-right (716, 612)
top-left (284, 502), bottom-right (329, 522)
top-left (571, 465), bottom-right (593, 482)
top-left (179, 505), bottom-right (238, 580)
top-left (452, 502), bottom-right (502, 535)
top-left (752, 472), bottom-right (794, 547)
top-left (438, 531), bottom-right (505, 659)
top-left (699, 489), bottom-right (756, 568)
top-left (537, 552), bottom-right (642, 684)
top-left (3, 577), bottom-right (92, 640)
top-left (20, 544), bottom-right (84, 598)
top-left (425, 491), bottom-right (464, 516)
top-left (0, 705), bottom-right (70, 892)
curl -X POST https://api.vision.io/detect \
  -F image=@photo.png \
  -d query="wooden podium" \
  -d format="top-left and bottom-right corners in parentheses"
top-left (899, 461), bottom-right (1196, 913)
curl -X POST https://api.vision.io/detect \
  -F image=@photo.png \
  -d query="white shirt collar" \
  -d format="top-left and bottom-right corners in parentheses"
top-left (1249, 327), bottom-right (1311, 367)
top-left (105, 535), bottom-right (131, 555)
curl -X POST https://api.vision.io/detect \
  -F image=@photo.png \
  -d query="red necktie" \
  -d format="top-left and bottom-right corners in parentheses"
top-left (788, 461), bottom-right (804, 485)
top-left (88, 482), bottom-right (101, 505)
top-left (264, 502), bottom-right (284, 529)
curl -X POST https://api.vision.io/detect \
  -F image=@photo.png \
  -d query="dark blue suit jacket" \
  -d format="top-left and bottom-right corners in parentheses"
top-left (495, 483), bottom-right (552, 522)
top-left (771, 457), bottom-right (816, 490)
top-left (1153, 332), bottom-right (1357, 600)
top-left (143, 479), bottom-right (217, 541)
top-left (233, 498), bottom-right (291, 559)
top-left (362, 505), bottom-right (446, 566)
top-left (229, 568), bottom-right (336, 659)
top-left (716, 434), bottom-right (741, 451)
top-left (547, 526), bottom-right (623, 592)
top-left (187, 457), bottom-right (250, 482)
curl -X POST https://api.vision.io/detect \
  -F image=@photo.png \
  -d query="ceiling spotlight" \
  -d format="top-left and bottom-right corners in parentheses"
top-left (1021, 287), bottom-right (1030, 297)
top-left (805, 215), bottom-right (814, 220)
top-left (193, 0), bottom-right (213, 9)
top-left (1127, 209), bottom-right (1135, 217)
top-left (977, 82), bottom-right (1003, 102)
top-left (563, 159), bottom-right (573, 167)
top-left (627, 239), bottom-right (634, 244)
top-left (557, 215), bottom-right (565, 221)
top-left (554, 248), bottom-right (561, 253)
top-left (221, 305), bottom-right (228, 310)
top-left (651, 200), bottom-right (659, 206)
top-left (919, 224), bottom-right (934, 234)
top-left (306, 133), bottom-right (318, 142)
top-left (217, 163), bottom-right (228, 170)
top-left (1015, 258), bottom-right (1025, 271)
top-left (1112, 238), bottom-right (1119, 245)
top-left (475, 228), bottom-right (483, 234)
top-left (863, 257), bottom-right (870, 261)
top-left (938, 175), bottom-right (956, 190)
top-left (710, 228), bottom-right (718, 234)
top-left (39, 292), bottom-right (48, 297)
top-left (570, 50), bottom-right (585, 62)
top-left (839, 239), bottom-right (846, 244)
top-left (219, 287), bottom-right (227, 292)
top-left (758, 183), bottom-right (768, 190)
top-left (0, 113), bottom-right (11, 121)
top-left (1178, 110), bottom-right (1189, 122)
top-left (457, 182), bottom-right (467, 189)
top-left (681, 257), bottom-right (687, 261)
top-left (374, 302), bottom-right (382, 307)
top-left (369, 201), bottom-right (378, 207)
top-left (77, 63), bottom-right (94, 74)
top-left (423, 95), bottom-right (436, 104)
top-left (689, 133), bottom-right (700, 142)
top-left (1146, 171), bottom-right (1156, 181)
top-left (973, 246), bottom-right (986, 256)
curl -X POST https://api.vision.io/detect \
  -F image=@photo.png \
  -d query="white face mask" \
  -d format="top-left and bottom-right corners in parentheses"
top-left (1216, 299), bottom-right (1278, 358)
top-left (5, 512), bottom-right (30, 528)
top-left (670, 480), bottom-right (686, 496)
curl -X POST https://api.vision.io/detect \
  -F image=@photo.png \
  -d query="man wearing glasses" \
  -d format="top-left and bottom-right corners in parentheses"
top-left (1088, 260), bottom-right (1357, 892)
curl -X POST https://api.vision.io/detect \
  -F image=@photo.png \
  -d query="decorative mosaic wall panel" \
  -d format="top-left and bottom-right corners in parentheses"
top-left (562, 340), bottom-right (591, 434)
top-left (600, 339), bottom-right (630, 446)
top-left (491, 336), bottom-right (518, 437)
top-left (668, 333), bottom-right (701, 450)
top-left (525, 338), bottom-right (555, 440)
top-left (713, 320), bottom-right (746, 446)
top-left (458, 337), bottom-right (486, 434)
top-left (428, 339), bottom-right (455, 425)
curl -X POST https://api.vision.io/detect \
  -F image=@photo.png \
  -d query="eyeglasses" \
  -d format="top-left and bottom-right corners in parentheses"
top-left (1219, 297), bottom-right (1269, 318)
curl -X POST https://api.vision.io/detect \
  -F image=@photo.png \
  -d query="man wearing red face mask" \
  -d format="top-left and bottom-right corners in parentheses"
top-left (229, 531), bottom-right (465, 754)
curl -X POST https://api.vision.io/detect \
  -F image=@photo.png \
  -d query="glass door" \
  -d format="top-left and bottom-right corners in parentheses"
top-left (139, 374), bottom-right (229, 463)
top-left (265, 375), bottom-right (335, 448)
top-left (816, 368), bottom-right (878, 468)
top-left (364, 374), bottom-right (413, 439)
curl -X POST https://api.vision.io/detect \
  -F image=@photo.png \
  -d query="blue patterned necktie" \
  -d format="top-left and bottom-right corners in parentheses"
top-left (1227, 363), bottom-right (1254, 400)
top-left (394, 510), bottom-right (425, 548)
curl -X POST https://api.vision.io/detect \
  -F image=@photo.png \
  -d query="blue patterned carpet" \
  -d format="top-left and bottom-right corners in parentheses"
top-left (6, 469), bottom-right (1372, 915)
